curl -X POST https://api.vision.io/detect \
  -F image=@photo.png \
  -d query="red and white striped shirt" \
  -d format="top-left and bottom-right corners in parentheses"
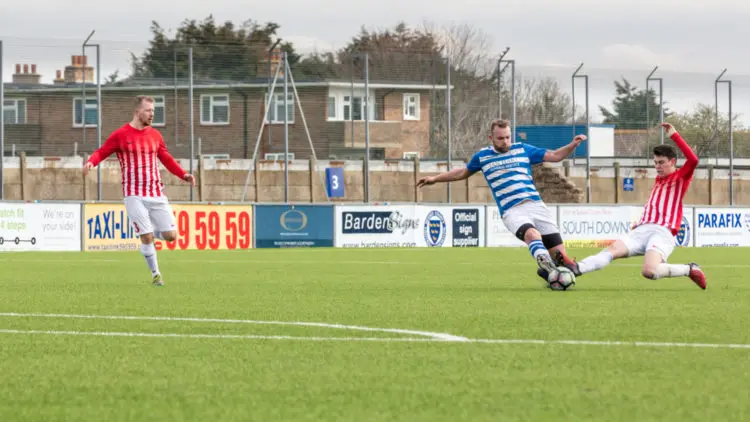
top-left (87, 123), bottom-right (187, 197)
top-left (636, 132), bottom-right (699, 235)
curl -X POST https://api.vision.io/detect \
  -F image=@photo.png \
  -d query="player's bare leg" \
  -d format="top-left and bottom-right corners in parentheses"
top-left (161, 230), bottom-right (177, 242)
top-left (640, 250), bottom-right (706, 289)
top-left (548, 244), bottom-right (581, 276)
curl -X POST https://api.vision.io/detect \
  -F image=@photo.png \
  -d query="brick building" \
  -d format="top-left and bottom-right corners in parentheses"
top-left (2, 55), bottom-right (450, 160)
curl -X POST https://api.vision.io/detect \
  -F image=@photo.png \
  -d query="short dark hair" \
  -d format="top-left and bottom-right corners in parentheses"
top-left (490, 119), bottom-right (510, 132)
top-left (653, 145), bottom-right (677, 160)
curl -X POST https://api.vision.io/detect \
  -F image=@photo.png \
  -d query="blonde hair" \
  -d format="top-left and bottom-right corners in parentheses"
top-left (134, 95), bottom-right (154, 109)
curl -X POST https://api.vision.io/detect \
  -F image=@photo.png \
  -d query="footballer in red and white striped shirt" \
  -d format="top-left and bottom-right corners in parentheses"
top-left (564, 123), bottom-right (706, 290)
top-left (636, 127), bottom-right (697, 235)
top-left (83, 95), bottom-right (195, 287)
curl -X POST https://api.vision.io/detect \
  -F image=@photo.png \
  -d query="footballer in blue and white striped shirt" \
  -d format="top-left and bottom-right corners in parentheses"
top-left (417, 119), bottom-right (586, 287)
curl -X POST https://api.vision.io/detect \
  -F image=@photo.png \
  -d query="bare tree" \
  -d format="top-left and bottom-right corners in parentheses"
top-left (663, 103), bottom-right (749, 158)
top-left (515, 76), bottom-right (574, 125)
top-left (337, 21), bottom-right (577, 160)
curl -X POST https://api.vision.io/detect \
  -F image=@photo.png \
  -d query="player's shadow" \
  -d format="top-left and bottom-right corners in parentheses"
top-left (452, 286), bottom-right (707, 293)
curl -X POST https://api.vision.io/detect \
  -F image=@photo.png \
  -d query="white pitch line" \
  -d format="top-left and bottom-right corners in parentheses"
top-left (0, 312), bottom-right (468, 342)
top-left (1, 329), bottom-right (749, 350)
top-left (0, 329), bottom-right (430, 342)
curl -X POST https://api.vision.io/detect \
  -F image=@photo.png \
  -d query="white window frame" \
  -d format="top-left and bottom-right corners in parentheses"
top-left (200, 94), bottom-right (230, 125)
top-left (403, 93), bottom-right (420, 120)
top-left (72, 97), bottom-right (98, 128)
top-left (2, 98), bottom-right (26, 124)
top-left (264, 152), bottom-right (295, 161)
top-left (151, 95), bottom-right (166, 127)
top-left (264, 93), bottom-right (295, 124)
top-left (326, 88), bottom-right (376, 122)
top-left (327, 96), bottom-right (336, 119)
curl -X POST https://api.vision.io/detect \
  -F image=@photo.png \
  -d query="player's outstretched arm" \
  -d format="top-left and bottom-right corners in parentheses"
top-left (543, 135), bottom-right (587, 162)
top-left (83, 132), bottom-right (119, 176)
top-left (156, 137), bottom-right (195, 186)
top-left (416, 167), bottom-right (471, 188)
top-left (418, 152), bottom-right (481, 187)
top-left (662, 123), bottom-right (698, 176)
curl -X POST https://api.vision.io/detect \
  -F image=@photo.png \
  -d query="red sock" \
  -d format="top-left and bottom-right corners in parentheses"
top-left (557, 250), bottom-right (576, 265)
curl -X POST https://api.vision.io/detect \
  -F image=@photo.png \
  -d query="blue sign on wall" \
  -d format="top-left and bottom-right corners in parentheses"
top-left (623, 177), bottom-right (634, 191)
top-left (326, 167), bottom-right (345, 198)
top-left (254, 205), bottom-right (334, 248)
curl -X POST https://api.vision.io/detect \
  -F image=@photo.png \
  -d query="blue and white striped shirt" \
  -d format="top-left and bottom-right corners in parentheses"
top-left (466, 143), bottom-right (547, 216)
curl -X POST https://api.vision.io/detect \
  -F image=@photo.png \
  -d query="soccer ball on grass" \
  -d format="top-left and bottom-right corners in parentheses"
top-left (547, 266), bottom-right (576, 290)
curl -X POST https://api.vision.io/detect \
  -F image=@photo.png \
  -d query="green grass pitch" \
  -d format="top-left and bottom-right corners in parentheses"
top-left (0, 246), bottom-right (748, 421)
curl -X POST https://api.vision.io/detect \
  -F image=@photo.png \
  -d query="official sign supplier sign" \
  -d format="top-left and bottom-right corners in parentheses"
top-left (451, 208), bottom-right (482, 247)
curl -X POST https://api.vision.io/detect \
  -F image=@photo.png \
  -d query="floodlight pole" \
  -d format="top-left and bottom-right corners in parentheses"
top-left (715, 69), bottom-right (733, 205)
top-left (646, 66), bottom-right (664, 151)
top-left (267, 38), bottom-right (281, 148)
top-left (496, 47), bottom-right (510, 119)
top-left (572, 63), bottom-right (590, 203)
top-left (0, 39), bottom-right (4, 199)
top-left (83, 30), bottom-right (102, 200)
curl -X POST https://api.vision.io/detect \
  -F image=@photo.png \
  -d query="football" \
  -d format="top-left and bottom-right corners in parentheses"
top-left (547, 266), bottom-right (576, 290)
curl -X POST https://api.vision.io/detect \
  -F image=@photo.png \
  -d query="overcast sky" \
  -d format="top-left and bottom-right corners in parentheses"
top-left (2, 0), bottom-right (750, 123)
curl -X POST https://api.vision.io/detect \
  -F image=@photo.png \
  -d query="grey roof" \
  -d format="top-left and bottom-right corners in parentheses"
top-left (3, 77), bottom-right (452, 94)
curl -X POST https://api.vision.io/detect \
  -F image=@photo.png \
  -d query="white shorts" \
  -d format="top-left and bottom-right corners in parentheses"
top-left (501, 200), bottom-right (559, 239)
top-left (124, 196), bottom-right (176, 236)
top-left (620, 224), bottom-right (675, 261)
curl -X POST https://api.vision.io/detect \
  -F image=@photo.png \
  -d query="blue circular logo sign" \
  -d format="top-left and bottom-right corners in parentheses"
top-left (675, 216), bottom-right (691, 247)
top-left (423, 210), bottom-right (446, 247)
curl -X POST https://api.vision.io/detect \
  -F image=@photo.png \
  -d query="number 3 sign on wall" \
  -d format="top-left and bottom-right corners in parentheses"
top-left (325, 168), bottom-right (345, 198)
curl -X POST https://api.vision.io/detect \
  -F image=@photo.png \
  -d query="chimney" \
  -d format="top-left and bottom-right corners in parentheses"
top-left (257, 48), bottom-right (284, 78)
top-left (63, 54), bottom-right (94, 84)
top-left (12, 63), bottom-right (41, 85)
top-left (54, 69), bottom-right (66, 85)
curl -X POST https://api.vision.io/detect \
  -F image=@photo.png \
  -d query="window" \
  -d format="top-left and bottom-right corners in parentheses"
top-left (264, 93), bottom-right (294, 124)
top-left (403, 93), bottom-right (420, 120)
top-left (327, 88), bottom-right (378, 121)
top-left (327, 96), bottom-right (336, 119)
top-left (264, 152), bottom-right (295, 161)
top-left (73, 97), bottom-right (98, 127)
top-left (200, 94), bottom-right (229, 125)
top-left (152, 95), bottom-right (165, 126)
top-left (3, 99), bottom-right (26, 124)
top-left (342, 95), bottom-right (368, 121)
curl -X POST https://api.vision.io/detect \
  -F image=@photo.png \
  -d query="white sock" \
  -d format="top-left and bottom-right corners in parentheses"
top-left (650, 264), bottom-right (690, 279)
top-left (577, 250), bottom-right (613, 274)
top-left (141, 242), bottom-right (159, 275)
